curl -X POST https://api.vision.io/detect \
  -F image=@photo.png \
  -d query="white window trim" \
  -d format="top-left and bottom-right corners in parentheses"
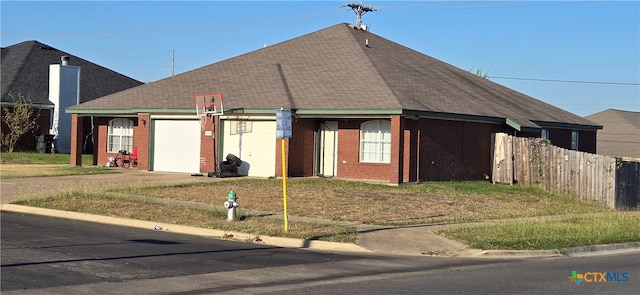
top-left (108, 118), bottom-right (134, 153)
top-left (359, 120), bottom-right (391, 163)
top-left (571, 131), bottom-right (579, 150)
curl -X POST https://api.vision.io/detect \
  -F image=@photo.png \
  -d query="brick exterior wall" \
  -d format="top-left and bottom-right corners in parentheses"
top-left (1, 108), bottom-right (51, 152)
top-left (199, 116), bottom-right (216, 173)
top-left (418, 118), bottom-right (505, 181)
top-left (403, 119), bottom-right (420, 183)
top-left (275, 137), bottom-right (288, 177)
top-left (578, 130), bottom-right (597, 153)
top-left (1, 108), bottom-right (98, 154)
top-left (68, 114), bottom-right (599, 186)
top-left (389, 115), bottom-right (404, 184)
top-left (134, 114), bottom-right (150, 170)
top-left (70, 114), bottom-right (82, 165)
top-left (287, 118), bottom-right (316, 177)
top-left (335, 119), bottom-right (392, 182)
top-left (514, 128), bottom-right (597, 154)
top-left (323, 117), bottom-right (506, 183)
top-left (91, 116), bottom-right (146, 168)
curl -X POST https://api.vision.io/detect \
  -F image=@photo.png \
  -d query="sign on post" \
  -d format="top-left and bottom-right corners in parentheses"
top-left (276, 108), bottom-right (292, 232)
top-left (276, 109), bottom-right (292, 139)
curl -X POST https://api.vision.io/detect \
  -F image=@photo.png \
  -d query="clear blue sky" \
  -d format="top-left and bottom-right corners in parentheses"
top-left (2, 1), bottom-right (638, 117)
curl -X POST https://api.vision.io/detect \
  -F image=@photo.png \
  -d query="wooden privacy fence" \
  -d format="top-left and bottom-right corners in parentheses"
top-left (491, 133), bottom-right (639, 209)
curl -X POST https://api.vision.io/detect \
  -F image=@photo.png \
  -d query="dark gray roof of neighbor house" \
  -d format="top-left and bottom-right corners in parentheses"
top-left (1, 40), bottom-right (143, 106)
top-left (586, 109), bottom-right (640, 158)
top-left (68, 23), bottom-right (599, 130)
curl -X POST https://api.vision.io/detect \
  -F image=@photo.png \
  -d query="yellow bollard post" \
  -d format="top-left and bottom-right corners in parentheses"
top-left (281, 138), bottom-right (289, 232)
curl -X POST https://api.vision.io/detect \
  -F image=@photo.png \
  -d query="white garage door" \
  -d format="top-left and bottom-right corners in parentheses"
top-left (152, 120), bottom-right (201, 173)
top-left (222, 120), bottom-right (276, 177)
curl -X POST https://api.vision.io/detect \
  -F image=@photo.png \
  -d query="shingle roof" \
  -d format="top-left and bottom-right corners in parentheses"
top-left (586, 109), bottom-right (640, 158)
top-left (68, 23), bottom-right (599, 129)
top-left (1, 40), bottom-right (143, 105)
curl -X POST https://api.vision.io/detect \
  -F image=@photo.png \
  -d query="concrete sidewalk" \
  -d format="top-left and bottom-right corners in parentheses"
top-left (2, 169), bottom-right (638, 257)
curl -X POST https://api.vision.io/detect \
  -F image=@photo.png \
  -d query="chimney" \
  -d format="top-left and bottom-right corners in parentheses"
top-left (49, 56), bottom-right (80, 154)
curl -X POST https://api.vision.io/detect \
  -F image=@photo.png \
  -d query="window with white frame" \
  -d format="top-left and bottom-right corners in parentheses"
top-left (571, 131), bottom-right (579, 150)
top-left (108, 118), bottom-right (133, 153)
top-left (360, 120), bottom-right (391, 163)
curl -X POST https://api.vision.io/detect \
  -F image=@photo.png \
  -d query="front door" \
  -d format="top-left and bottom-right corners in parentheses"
top-left (317, 121), bottom-right (338, 177)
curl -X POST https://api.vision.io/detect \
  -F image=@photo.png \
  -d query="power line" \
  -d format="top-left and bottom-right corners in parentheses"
top-left (471, 63), bottom-right (639, 69)
top-left (488, 76), bottom-right (640, 86)
top-left (380, 1), bottom-right (590, 12)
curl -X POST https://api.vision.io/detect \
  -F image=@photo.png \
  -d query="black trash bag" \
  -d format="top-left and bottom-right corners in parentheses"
top-left (220, 160), bottom-right (238, 173)
top-left (225, 154), bottom-right (242, 167)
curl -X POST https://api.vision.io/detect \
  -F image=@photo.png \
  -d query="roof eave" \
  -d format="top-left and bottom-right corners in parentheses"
top-left (403, 110), bottom-right (518, 125)
top-left (533, 120), bottom-right (603, 131)
top-left (65, 108), bottom-right (194, 115)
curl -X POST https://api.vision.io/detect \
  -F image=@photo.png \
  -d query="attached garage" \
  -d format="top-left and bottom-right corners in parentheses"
top-left (221, 119), bottom-right (276, 177)
top-left (151, 119), bottom-right (201, 173)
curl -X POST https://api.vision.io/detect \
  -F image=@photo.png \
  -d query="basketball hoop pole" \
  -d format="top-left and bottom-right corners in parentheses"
top-left (212, 115), bottom-right (219, 176)
top-left (195, 93), bottom-right (224, 176)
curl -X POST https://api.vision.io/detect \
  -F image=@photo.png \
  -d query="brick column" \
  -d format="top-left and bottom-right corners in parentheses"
top-left (199, 115), bottom-right (218, 173)
top-left (275, 138), bottom-right (289, 177)
top-left (69, 114), bottom-right (83, 166)
top-left (389, 115), bottom-right (404, 184)
top-left (135, 114), bottom-right (151, 170)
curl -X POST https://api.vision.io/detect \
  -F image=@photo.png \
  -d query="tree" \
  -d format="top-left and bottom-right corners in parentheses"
top-left (1, 92), bottom-right (41, 153)
top-left (469, 67), bottom-right (490, 79)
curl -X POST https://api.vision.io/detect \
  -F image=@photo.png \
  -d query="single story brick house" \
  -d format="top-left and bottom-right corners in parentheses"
top-left (1, 41), bottom-right (143, 153)
top-left (67, 23), bottom-right (601, 184)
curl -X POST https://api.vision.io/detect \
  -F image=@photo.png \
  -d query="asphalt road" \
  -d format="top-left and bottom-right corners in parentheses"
top-left (2, 212), bottom-right (638, 295)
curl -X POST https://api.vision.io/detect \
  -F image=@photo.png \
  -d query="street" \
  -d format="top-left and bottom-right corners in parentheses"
top-left (2, 211), bottom-right (638, 294)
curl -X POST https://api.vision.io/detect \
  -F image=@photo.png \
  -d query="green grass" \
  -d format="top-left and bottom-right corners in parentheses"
top-left (0, 152), bottom-right (113, 178)
top-left (0, 152), bottom-right (94, 164)
top-left (438, 213), bottom-right (640, 250)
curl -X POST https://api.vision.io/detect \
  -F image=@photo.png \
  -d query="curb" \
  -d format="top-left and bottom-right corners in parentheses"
top-left (465, 244), bottom-right (640, 258)
top-left (0, 204), bottom-right (373, 254)
top-left (560, 242), bottom-right (640, 257)
top-left (470, 249), bottom-right (561, 258)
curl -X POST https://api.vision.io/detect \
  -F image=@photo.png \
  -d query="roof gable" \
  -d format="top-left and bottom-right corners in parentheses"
top-left (1, 40), bottom-right (143, 105)
top-left (587, 109), bottom-right (640, 132)
top-left (586, 109), bottom-right (640, 158)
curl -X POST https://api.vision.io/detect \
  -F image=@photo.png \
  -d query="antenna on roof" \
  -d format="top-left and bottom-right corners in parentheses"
top-left (340, 2), bottom-right (380, 30)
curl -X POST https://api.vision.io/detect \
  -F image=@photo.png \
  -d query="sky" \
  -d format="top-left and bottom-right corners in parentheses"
top-left (1, 1), bottom-right (639, 117)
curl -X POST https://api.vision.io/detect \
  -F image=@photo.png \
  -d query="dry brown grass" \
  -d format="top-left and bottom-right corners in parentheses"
top-left (19, 192), bottom-right (358, 242)
top-left (118, 178), bottom-right (609, 225)
top-left (6, 155), bottom-right (625, 248)
top-left (12, 177), bottom-right (614, 244)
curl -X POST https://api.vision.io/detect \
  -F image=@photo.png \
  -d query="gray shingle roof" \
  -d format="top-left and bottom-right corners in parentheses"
top-left (68, 23), bottom-right (599, 129)
top-left (586, 109), bottom-right (640, 158)
top-left (1, 40), bottom-right (143, 105)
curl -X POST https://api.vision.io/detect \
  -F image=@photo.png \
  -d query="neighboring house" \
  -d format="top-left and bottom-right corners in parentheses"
top-left (1, 41), bottom-right (143, 153)
top-left (586, 109), bottom-right (640, 159)
top-left (67, 23), bottom-right (601, 184)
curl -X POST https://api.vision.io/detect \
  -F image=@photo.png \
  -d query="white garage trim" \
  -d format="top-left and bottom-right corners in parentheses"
top-left (152, 120), bottom-right (201, 173)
